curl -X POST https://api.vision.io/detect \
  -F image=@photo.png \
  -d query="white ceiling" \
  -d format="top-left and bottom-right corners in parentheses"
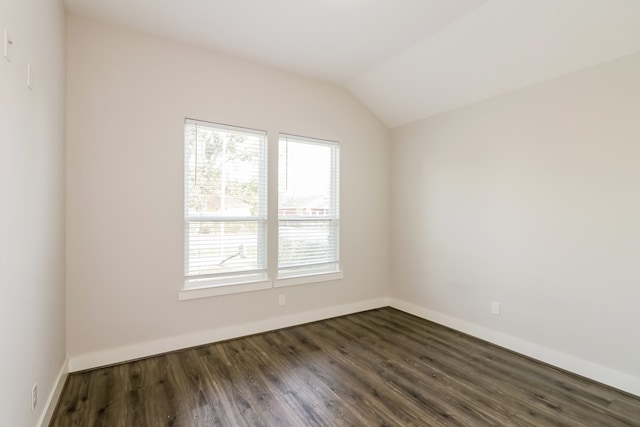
top-left (63, 0), bottom-right (640, 128)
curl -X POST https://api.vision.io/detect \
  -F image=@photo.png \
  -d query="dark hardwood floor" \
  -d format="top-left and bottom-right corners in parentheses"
top-left (50, 308), bottom-right (640, 426)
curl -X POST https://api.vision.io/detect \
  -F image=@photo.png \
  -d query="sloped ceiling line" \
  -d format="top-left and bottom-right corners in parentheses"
top-left (63, 0), bottom-right (640, 128)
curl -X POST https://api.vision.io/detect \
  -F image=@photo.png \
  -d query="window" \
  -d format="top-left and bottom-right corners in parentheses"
top-left (182, 120), bottom-right (341, 298)
top-left (278, 134), bottom-right (340, 278)
top-left (184, 119), bottom-right (267, 289)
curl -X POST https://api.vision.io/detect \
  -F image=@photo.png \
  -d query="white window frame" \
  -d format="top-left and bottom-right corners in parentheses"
top-left (180, 121), bottom-right (343, 300)
top-left (181, 119), bottom-right (269, 299)
top-left (275, 133), bottom-right (341, 286)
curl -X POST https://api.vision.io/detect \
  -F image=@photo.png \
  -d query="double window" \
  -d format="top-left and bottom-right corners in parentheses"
top-left (183, 119), bottom-right (340, 294)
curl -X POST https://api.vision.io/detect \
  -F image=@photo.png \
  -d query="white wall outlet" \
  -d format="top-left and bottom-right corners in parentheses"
top-left (3, 29), bottom-right (12, 62)
top-left (31, 383), bottom-right (37, 411)
top-left (278, 294), bottom-right (286, 306)
top-left (491, 301), bottom-right (501, 315)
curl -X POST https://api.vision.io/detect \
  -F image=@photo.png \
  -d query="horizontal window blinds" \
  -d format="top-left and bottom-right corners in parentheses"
top-left (184, 119), bottom-right (267, 287)
top-left (278, 134), bottom-right (340, 277)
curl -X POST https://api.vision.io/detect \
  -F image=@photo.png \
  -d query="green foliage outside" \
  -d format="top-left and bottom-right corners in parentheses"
top-left (185, 125), bottom-right (261, 216)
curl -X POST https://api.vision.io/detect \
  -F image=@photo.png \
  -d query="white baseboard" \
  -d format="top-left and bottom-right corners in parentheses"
top-left (390, 298), bottom-right (640, 397)
top-left (69, 297), bottom-right (390, 372)
top-left (38, 357), bottom-right (69, 427)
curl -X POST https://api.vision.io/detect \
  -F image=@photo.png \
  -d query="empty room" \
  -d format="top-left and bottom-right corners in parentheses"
top-left (2, 0), bottom-right (640, 425)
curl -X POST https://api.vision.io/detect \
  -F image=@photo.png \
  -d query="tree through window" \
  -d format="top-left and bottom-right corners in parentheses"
top-left (184, 119), bottom-right (267, 288)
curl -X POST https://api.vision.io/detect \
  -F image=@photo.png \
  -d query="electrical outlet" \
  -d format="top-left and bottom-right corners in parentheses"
top-left (278, 294), bottom-right (286, 306)
top-left (491, 301), bottom-right (500, 315)
top-left (32, 383), bottom-right (37, 411)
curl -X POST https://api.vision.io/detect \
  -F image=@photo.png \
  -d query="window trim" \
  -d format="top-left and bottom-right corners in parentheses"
top-left (277, 133), bottom-right (340, 280)
top-left (179, 279), bottom-right (272, 300)
top-left (181, 120), bottom-right (342, 300)
top-left (183, 119), bottom-right (268, 290)
top-left (274, 271), bottom-right (343, 288)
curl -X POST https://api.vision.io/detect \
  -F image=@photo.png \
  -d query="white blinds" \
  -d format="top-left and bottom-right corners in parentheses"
top-left (278, 134), bottom-right (340, 277)
top-left (184, 119), bottom-right (267, 287)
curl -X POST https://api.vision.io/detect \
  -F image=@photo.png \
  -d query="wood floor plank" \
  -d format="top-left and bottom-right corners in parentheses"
top-left (367, 309), bottom-right (640, 426)
top-left (361, 309), bottom-right (635, 426)
top-left (259, 330), bottom-right (392, 426)
top-left (50, 308), bottom-right (640, 426)
top-left (300, 319), bottom-right (500, 426)
top-left (272, 328), bottom-right (424, 426)
top-left (313, 317), bottom-right (521, 426)
top-left (349, 312), bottom-right (578, 420)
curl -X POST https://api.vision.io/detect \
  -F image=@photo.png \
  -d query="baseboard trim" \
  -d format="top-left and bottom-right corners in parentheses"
top-left (69, 297), bottom-right (390, 372)
top-left (38, 357), bottom-right (68, 427)
top-left (389, 298), bottom-right (640, 397)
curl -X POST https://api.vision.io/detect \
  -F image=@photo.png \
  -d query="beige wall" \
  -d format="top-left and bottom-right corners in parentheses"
top-left (66, 15), bottom-right (390, 367)
top-left (391, 53), bottom-right (640, 394)
top-left (0, 0), bottom-right (67, 425)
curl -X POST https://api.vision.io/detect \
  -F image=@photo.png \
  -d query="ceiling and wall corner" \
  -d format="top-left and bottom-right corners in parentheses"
top-left (61, 0), bottom-right (640, 128)
top-left (389, 50), bottom-right (640, 396)
top-left (349, 0), bottom-right (640, 127)
top-left (65, 14), bottom-right (391, 370)
top-left (60, 0), bottom-right (488, 84)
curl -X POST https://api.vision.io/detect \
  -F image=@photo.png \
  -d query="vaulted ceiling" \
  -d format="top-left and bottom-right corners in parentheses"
top-left (63, 0), bottom-right (640, 128)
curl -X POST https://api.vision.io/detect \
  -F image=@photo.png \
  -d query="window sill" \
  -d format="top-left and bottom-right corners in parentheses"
top-left (178, 271), bottom-right (343, 300)
top-left (178, 279), bottom-right (272, 301)
top-left (274, 271), bottom-right (343, 288)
